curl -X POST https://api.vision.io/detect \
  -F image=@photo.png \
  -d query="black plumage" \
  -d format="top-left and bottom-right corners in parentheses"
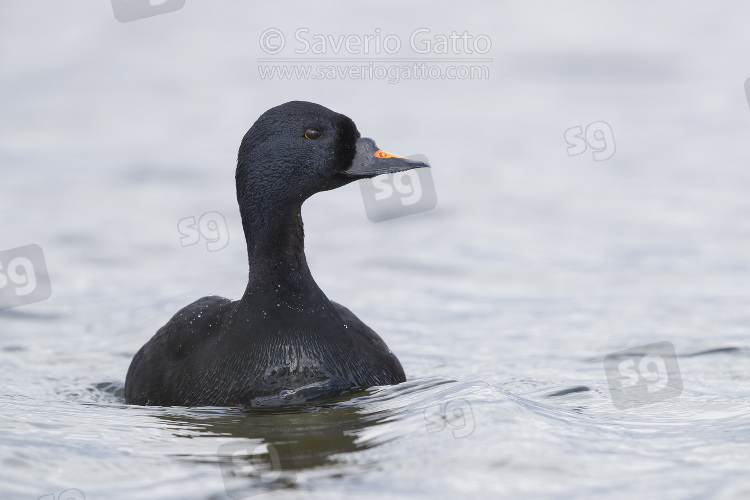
top-left (124, 101), bottom-right (428, 406)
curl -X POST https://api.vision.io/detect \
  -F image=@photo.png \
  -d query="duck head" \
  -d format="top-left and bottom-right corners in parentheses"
top-left (236, 101), bottom-right (428, 204)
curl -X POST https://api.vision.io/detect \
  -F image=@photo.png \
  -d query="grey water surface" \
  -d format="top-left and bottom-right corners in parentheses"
top-left (2, 2), bottom-right (750, 499)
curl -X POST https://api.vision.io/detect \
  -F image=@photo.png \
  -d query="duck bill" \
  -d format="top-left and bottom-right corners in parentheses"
top-left (342, 138), bottom-right (430, 178)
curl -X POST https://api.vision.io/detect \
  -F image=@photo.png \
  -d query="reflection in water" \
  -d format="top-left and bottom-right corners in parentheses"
top-left (146, 378), bottom-right (502, 498)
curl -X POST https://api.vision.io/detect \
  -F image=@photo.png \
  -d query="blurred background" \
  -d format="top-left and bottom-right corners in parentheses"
top-left (2, 2), bottom-right (750, 499)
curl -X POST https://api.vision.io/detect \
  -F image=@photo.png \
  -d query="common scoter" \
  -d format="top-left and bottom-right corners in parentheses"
top-left (124, 101), bottom-right (428, 406)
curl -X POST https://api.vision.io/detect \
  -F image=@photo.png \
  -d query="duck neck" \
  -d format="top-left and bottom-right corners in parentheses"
top-left (239, 198), bottom-right (321, 299)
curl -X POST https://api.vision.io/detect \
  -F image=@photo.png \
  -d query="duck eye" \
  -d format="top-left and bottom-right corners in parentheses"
top-left (304, 128), bottom-right (322, 140)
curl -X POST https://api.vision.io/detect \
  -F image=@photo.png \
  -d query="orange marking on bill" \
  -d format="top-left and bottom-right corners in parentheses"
top-left (374, 149), bottom-right (404, 159)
